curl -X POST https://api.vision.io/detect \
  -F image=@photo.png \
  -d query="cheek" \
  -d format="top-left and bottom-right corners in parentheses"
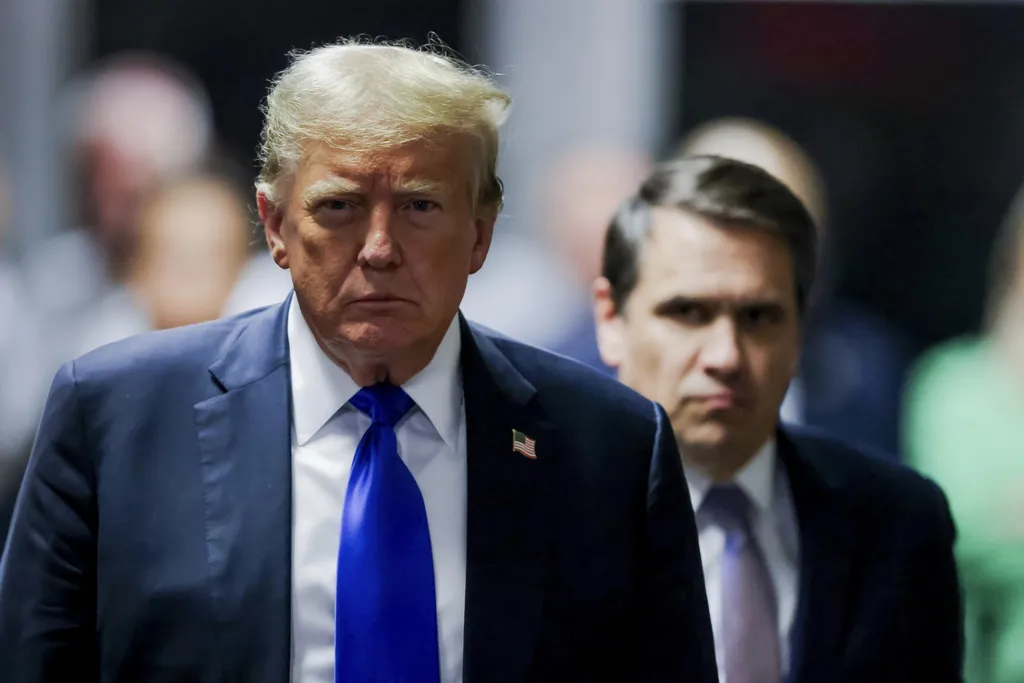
top-left (404, 231), bottom-right (473, 286)
top-left (292, 221), bottom-right (332, 267)
top-left (651, 322), bottom-right (701, 375)
top-left (291, 224), bottom-right (357, 285)
top-left (623, 321), bottom-right (698, 397)
top-left (747, 338), bottom-right (799, 396)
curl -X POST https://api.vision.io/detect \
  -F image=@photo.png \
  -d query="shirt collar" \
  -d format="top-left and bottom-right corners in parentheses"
top-left (287, 296), bottom-right (462, 447)
top-left (401, 316), bottom-right (462, 449)
top-left (684, 438), bottom-right (777, 514)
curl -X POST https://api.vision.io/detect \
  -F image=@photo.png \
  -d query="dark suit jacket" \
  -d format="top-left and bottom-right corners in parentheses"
top-left (779, 428), bottom-right (963, 683)
top-left (0, 299), bottom-right (718, 683)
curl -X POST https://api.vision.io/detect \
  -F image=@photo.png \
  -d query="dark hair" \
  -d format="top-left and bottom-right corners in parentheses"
top-left (602, 155), bottom-right (819, 314)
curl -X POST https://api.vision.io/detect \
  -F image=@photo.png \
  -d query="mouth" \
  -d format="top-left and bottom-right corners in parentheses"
top-left (352, 293), bottom-right (409, 304)
top-left (691, 393), bottom-right (748, 411)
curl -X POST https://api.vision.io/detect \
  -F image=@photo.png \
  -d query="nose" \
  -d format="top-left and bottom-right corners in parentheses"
top-left (701, 316), bottom-right (744, 378)
top-left (357, 204), bottom-right (402, 269)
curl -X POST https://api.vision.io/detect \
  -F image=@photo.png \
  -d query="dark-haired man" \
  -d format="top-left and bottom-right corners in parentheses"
top-left (594, 155), bottom-right (963, 683)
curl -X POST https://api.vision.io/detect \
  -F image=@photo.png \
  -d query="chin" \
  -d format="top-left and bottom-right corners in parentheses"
top-left (678, 420), bottom-right (741, 452)
top-left (333, 317), bottom-right (426, 354)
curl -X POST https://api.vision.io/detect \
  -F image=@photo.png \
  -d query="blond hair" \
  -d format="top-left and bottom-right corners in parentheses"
top-left (256, 38), bottom-right (511, 210)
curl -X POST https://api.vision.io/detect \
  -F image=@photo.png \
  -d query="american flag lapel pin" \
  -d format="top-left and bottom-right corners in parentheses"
top-left (511, 428), bottom-right (537, 459)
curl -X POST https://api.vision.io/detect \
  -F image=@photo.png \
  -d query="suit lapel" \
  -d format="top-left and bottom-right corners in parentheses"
top-left (195, 300), bottom-right (293, 682)
top-left (460, 317), bottom-right (554, 683)
top-left (780, 429), bottom-right (862, 683)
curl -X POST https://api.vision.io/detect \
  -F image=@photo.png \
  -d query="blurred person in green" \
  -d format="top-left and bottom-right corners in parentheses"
top-left (904, 185), bottom-right (1024, 683)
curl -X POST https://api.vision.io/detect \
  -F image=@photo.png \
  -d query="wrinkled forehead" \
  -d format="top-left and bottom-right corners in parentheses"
top-left (302, 133), bottom-right (476, 177)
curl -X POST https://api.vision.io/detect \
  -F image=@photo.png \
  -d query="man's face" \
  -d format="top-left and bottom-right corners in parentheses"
top-left (259, 136), bottom-right (495, 362)
top-left (596, 208), bottom-right (800, 473)
top-left (133, 180), bottom-right (248, 330)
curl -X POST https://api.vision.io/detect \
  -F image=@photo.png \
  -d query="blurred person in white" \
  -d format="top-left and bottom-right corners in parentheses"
top-left (594, 156), bottom-right (962, 683)
top-left (21, 53), bottom-right (213, 362)
top-left (74, 167), bottom-right (251, 354)
top-left (904, 185), bottom-right (1024, 683)
top-left (679, 118), bottom-right (912, 459)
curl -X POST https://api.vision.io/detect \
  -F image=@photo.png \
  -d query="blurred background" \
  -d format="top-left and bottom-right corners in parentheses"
top-left (2, 1), bottom-right (1024, 679)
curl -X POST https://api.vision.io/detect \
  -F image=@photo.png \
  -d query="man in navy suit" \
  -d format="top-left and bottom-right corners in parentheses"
top-left (593, 156), bottom-right (963, 683)
top-left (0, 41), bottom-right (717, 683)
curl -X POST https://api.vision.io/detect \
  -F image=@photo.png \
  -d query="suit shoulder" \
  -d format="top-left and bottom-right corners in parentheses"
top-left (71, 308), bottom-right (264, 386)
top-left (485, 331), bottom-right (657, 424)
top-left (787, 428), bottom-right (950, 523)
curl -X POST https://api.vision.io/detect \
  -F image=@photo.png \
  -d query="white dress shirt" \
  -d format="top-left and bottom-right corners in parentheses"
top-left (685, 440), bottom-right (801, 683)
top-left (287, 297), bottom-right (467, 683)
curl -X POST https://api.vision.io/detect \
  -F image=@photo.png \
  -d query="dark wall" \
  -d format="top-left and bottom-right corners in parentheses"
top-left (676, 2), bottom-right (1024, 353)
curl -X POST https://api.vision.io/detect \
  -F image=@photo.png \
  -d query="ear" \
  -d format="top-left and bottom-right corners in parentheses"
top-left (257, 190), bottom-right (289, 269)
top-left (468, 207), bottom-right (497, 275)
top-left (593, 277), bottom-right (626, 369)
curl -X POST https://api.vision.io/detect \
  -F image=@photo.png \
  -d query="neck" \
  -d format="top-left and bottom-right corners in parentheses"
top-left (681, 434), bottom-right (771, 483)
top-left (313, 325), bottom-right (449, 388)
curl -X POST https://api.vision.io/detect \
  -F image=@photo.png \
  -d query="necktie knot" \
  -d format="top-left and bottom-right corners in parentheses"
top-left (702, 484), bottom-right (756, 539)
top-left (350, 382), bottom-right (415, 428)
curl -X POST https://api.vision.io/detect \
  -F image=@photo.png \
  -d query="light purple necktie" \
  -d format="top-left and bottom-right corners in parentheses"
top-left (703, 484), bottom-right (782, 683)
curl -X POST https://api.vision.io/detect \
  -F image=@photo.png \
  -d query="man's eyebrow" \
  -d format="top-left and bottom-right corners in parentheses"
top-left (300, 177), bottom-right (452, 208)
top-left (652, 295), bottom-right (709, 312)
top-left (301, 177), bottom-right (362, 208)
top-left (652, 294), bottom-right (786, 311)
top-left (392, 178), bottom-right (451, 196)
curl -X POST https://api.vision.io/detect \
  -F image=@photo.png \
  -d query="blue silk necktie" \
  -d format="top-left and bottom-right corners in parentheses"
top-left (335, 382), bottom-right (440, 683)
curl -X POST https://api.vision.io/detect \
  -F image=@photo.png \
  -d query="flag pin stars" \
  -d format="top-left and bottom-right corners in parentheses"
top-left (512, 429), bottom-right (537, 459)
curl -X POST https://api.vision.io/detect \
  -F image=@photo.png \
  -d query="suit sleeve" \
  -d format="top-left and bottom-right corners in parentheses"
top-left (911, 481), bottom-right (964, 683)
top-left (0, 361), bottom-right (99, 682)
top-left (639, 401), bottom-right (719, 682)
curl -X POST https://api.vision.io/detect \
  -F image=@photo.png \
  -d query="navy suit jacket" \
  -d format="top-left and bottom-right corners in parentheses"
top-left (779, 428), bottom-right (963, 683)
top-left (0, 299), bottom-right (718, 683)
